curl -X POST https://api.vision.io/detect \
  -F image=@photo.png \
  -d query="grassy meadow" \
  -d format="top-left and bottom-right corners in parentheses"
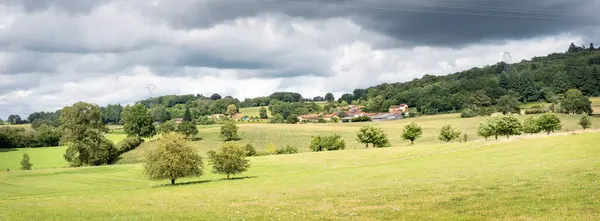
top-left (1, 131), bottom-right (599, 220)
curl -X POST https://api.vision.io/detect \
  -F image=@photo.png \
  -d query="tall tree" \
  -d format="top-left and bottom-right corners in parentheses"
top-left (497, 95), bottom-right (521, 115)
top-left (562, 89), bottom-right (593, 115)
top-left (122, 104), bottom-right (156, 138)
top-left (7, 115), bottom-right (22, 124)
top-left (60, 102), bottom-right (117, 166)
top-left (207, 143), bottom-right (251, 179)
top-left (183, 107), bottom-right (192, 122)
top-left (150, 105), bottom-right (170, 123)
top-left (324, 93), bottom-right (335, 103)
top-left (210, 93), bottom-right (222, 100)
top-left (259, 107), bottom-right (268, 119)
top-left (144, 133), bottom-right (203, 185)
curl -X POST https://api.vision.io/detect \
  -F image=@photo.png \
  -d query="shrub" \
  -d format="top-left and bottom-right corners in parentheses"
top-left (522, 117), bottom-right (541, 134)
top-left (276, 145), bottom-right (299, 154)
top-left (524, 108), bottom-right (548, 115)
top-left (495, 115), bottom-right (522, 139)
top-left (267, 143), bottom-right (278, 155)
top-left (351, 116), bottom-right (372, 122)
top-left (244, 143), bottom-right (257, 156)
top-left (63, 135), bottom-right (119, 166)
top-left (117, 136), bottom-right (144, 154)
top-left (309, 134), bottom-right (345, 152)
top-left (462, 133), bottom-right (468, 142)
top-left (460, 108), bottom-right (477, 118)
top-left (286, 114), bottom-right (299, 124)
top-left (0, 126), bottom-right (61, 148)
top-left (536, 113), bottom-right (561, 135)
top-left (20, 153), bottom-right (32, 170)
top-left (269, 114), bottom-right (285, 124)
top-left (579, 115), bottom-right (592, 130)
top-left (317, 117), bottom-right (327, 123)
top-left (477, 121), bottom-right (495, 141)
top-left (401, 122), bottom-right (422, 145)
top-left (157, 120), bottom-right (177, 134)
top-left (329, 116), bottom-right (340, 123)
top-left (476, 107), bottom-right (495, 116)
top-left (177, 121), bottom-right (199, 138)
top-left (438, 124), bottom-right (461, 142)
top-left (220, 122), bottom-right (239, 141)
top-left (34, 125), bottom-right (61, 147)
top-left (197, 116), bottom-right (216, 125)
top-left (207, 142), bottom-right (250, 179)
top-left (144, 133), bottom-right (203, 185)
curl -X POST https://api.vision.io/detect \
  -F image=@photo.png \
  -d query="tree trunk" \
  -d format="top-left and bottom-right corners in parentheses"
top-left (411, 140), bottom-right (414, 145)
top-left (365, 144), bottom-right (368, 149)
top-left (547, 131), bottom-right (550, 135)
top-left (495, 135), bottom-right (498, 140)
top-left (171, 179), bottom-right (175, 185)
top-left (227, 174), bottom-right (230, 179)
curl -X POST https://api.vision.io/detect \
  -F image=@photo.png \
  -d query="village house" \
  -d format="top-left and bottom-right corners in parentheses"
top-left (298, 114), bottom-right (321, 122)
top-left (389, 104), bottom-right (409, 113)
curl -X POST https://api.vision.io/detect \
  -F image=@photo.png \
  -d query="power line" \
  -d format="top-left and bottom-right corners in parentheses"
top-left (262, 0), bottom-right (593, 21)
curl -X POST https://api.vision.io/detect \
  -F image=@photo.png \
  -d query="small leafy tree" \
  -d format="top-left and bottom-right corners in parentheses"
top-left (243, 144), bottom-right (256, 156)
top-left (325, 93), bottom-right (335, 103)
top-left (579, 115), bottom-right (592, 130)
top-left (477, 121), bottom-right (495, 141)
top-left (220, 122), bottom-right (239, 141)
top-left (259, 107), bottom-right (268, 119)
top-left (158, 120), bottom-right (177, 134)
top-left (20, 153), bottom-right (32, 170)
top-left (207, 142), bottom-right (250, 179)
top-left (226, 104), bottom-right (237, 117)
top-left (144, 133), bottom-right (203, 185)
top-left (357, 126), bottom-right (390, 148)
top-left (122, 103), bottom-right (156, 138)
top-left (536, 113), bottom-right (561, 135)
top-left (496, 115), bottom-right (522, 138)
top-left (522, 116), bottom-right (541, 134)
top-left (177, 121), bottom-right (198, 138)
top-left (438, 124), bottom-right (461, 142)
top-left (401, 122), bottom-right (422, 145)
top-left (310, 134), bottom-right (345, 152)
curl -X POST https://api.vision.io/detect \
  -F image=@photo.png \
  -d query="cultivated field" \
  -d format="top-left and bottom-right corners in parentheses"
top-left (1, 132), bottom-right (598, 220)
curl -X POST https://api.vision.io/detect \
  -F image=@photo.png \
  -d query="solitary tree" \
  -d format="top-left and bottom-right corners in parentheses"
top-left (562, 89), bottom-right (593, 115)
top-left (226, 104), bottom-right (237, 117)
top-left (207, 142), bottom-right (250, 179)
top-left (495, 115), bottom-right (522, 138)
top-left (20, 153), bottom-right (32, 170)
top-left (438, 124), bottom-right (461, 142)
top-left (536, 113), bottom-right (561, 135)
top-left (497, 95), bottom-right (521, 115)
top-left (324, 93), bottom-right (335, 104)
top-left (122, 103), bottom-right (156, 138)
top-left (220, 121), bottom-right (239, 141)
top-left (522, 116), bottom-right (541, 134)
top-left (259, 107), bottom-right (268, 119)
top-left (579, 115), bottom-right (592, 130)
top-left (60, 102), bottom-right (118, 166)
top-left (144, 133), bottom-right (203, 185)
top-left (477, 120), bottom-right (495, 140)
top-left (177, 121), bottom-right (199, 138)
top-left (357, 126), bottom-right (390, 148)
top-left (183, 107), bottom-right (192, 122)
top-left (401, 122), bottom-right (422, 145)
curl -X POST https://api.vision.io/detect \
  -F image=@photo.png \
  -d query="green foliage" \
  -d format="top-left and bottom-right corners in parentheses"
top-left (561, 89), bottom-right (593, 115)
top-left (498, 95), bottom-right (521, 115)
top-left (149, 105), bottom-right (170, 123)
top-left (20, 153), bottom-right (32, 170)
top-left (0, 118), bottom-right (3, 125)
top-left (220, 122), bottom-right (239, 141)
top-left (259, 107), bottom-right (268, 119)
top-left (276, 145), bottom-right (299, 155)
top-left (207, 142), bottom-right (250, 179)
top-left (226, 104), bottom-right (237, 117)
top-left (521, 117), bottom-right (542, 134)
top-left (197, 116), bottom-right (216, 125)
top-left (438, 124), bottom-right (461, 142)
top-left (329, 116), bottom-right (340, 123)
top-left (269, 114), bottom-right (285, 124)
top-left (579, 115), bottom-right (592, 130)
top-left (536, 113), bottom-right (562, 135)
top-left (324, 93), bottom-right (335, 103)
top-left (34, 124), bottom-right (61, 147)
top-left (183, 107), bottom-right (192, 122)
top-left (177, 121), bottom-right (199, 138)
top-left (462, 133), bottom-right (468, 143)
top-left (477, 118), bottom-right (497, 140)
top-left (350, 116), bottom-right (372, 122)
top-left (356, 126), bottom-right (390, 148)
top-left (122, 104), bottom-right (156, 138)
top-left (524, 108), bottom-right (549, 115)
top-left (116, 136), bottom-right (144, 154)
top-left (268, 100), bottom-right (322, 120)
top-left (309, 134), bottom-right (345, 152)
top-left (101, 104), bottom-right (123, 124)
top-left (495, 115), bottom-right (522, 139)
top-left (460, 108), bottom-right (477, 118)
top-left (7, 114), bottom-right (24, 124)
top-left (60, 102), bottom-right (117, 167)
top-left (402, 122), bottom-right (422, 145)
top-left (157, 120), bottom-right (177, 134)
top-left (144, 133), bottom-right (203, 184)
top-left (243, 144), bottom-right (257, 157)
top-left (266, 143), bottom-right (278, 155)
top-left (286, 114), bottom-right (299, 124)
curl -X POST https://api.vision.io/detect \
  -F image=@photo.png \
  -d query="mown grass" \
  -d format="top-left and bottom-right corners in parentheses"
top-left (0, 132), bottom-right (598, 220)
top-left (119, 113), bottom-right (600, 164)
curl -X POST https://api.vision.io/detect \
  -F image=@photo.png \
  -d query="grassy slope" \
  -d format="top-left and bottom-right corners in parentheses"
top-left (238, 106), bottom-right (271, 117)
top-left (592, 97), bottom-right (600, 113)
top-left (0, 132), bottom-right (598, 220)
top-left (119, 113), bottom-right (600, 164)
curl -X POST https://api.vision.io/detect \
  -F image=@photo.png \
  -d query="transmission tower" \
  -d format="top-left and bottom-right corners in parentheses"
top-left (146, 84), bottom-right (157, 106)
top-left (502, 52), bottom-right (512, 73)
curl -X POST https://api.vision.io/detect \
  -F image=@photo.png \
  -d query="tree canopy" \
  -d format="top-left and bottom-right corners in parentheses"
top-left (122, 104), bottom-right (156, 138)
top-left (207, 142), bottom-right (250, 179)
top-left (144, 133), bottom-right (203, 185)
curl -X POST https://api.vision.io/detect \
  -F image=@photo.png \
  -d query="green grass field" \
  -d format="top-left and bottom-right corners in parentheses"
top-left (237, 106), bottom-right (271, 117)
top-left (1, 131), bottom-right (598, 220)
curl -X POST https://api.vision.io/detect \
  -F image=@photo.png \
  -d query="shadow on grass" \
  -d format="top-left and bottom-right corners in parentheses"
top-left (153, 176), bottom-right (258, 188)
top-left (0, 148), bottom-right (17, 152)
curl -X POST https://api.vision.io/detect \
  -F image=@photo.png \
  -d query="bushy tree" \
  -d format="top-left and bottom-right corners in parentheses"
top-left (536, 113), bottom-right (561, 135)
top-left (177, 121), bottom-right (198, 138)
top-left (477, 119), bottom-right (496, 140)
top-left (324, 93), bottom-right (335, 103)
top-left (20, 153), bottom-right (32, 170)
top-left (562, 89), bottom-right (593, 115)
top-left (498, 95), bottom-right (521, 115)
top-left (495, 115), bottom-right (522, 138)
top-left (438, 124), bottom-right (461, 142)
top-left (144, 133), bottom-right (203, 185)
top-left (207, 142), bottom-right (250, 179)
top-left (34, 124), bottom-right (61, 147)
top-left (210, 93), bottom-right (222, 100)
top-left (460, 108), bottom-right (477, 118)
top-left (243, 144), bottom-right (256, 156)
top-left (122, 104), bottom-right (156, 138)
top-left (226, 104), bottom-right (237, 117)
top-left (579, 115), bottom-right (592, 130)
top-left (269, 113), bottom-right (285, 123)
top-left (220, 122), bottom-right (238, 141)
top-left (286, 114), bottom-right (299, 124)
top-left (521, 117), bottom-right (541, 134)
top-left (0, 118), bottom-right (4, 125)
top-left (401, 122), bottom-right (422, 145)
top-left (150, 105), bottom-right (170, 123)
top-left (259, 107), bottom-right (268, 119)
top-left (60, 102), bottom-right (117, 166)
top-left (158, 120), bottom-right (177, 134)
top-left (356, 126), bottom-right (390, 148)
top-left (309, 134), bottom-right (345, 152)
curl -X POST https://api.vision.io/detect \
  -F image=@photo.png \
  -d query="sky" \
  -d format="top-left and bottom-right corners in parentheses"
top-left (0, 0), bottom-right (599, 118)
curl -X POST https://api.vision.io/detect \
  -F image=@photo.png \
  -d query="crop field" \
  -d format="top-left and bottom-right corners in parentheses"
top-left (1, 131), bottom-right (598, 220)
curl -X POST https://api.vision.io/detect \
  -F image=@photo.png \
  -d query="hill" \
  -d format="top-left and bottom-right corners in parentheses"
top-left (1, 132), bottom-right (598, 220)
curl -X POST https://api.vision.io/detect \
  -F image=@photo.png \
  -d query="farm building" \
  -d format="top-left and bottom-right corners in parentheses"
top-left (298, 114), bottom-right (321, 122)
top-left (372, 113), bottom-right (403, 122)
top-left (389, 104), bottom-right (409, 113)
top-left (173, 118), bottom-right (183, 124)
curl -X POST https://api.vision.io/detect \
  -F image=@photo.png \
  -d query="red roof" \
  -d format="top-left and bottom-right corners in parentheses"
top-left (323, 113), bottom-right (337, 118)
